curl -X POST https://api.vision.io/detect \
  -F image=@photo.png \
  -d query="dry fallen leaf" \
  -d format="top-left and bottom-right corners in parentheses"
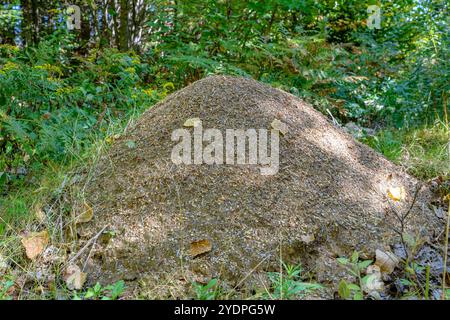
top-left (34, 205), bottom-right (46, 223)
top-left (183, 117), bottom-right (202, 128)
top-left (362, 265), bottom-right (384, 293)
top-left (190, 239), bottom-right (212, 258)
top-left (374, 249), bottom-right (399, 274)
top-left (0, 253), bottom-right (8, 274)
top-left (301, 234), bottom-right (315, 244)
top-left (387, 186), bottom-right (406, 202)
top-left (21, 230), bottom-right (49, 260)
top-left (75, 202), bottom-right (94, 224)
top-left (271, 119), bottom-right (288, 135)
top-left (64, 264), bottom-right (87, 290)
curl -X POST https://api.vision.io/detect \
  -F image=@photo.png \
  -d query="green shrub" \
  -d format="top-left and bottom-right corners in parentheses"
top-left (0, 36), bottom-right (159, 191)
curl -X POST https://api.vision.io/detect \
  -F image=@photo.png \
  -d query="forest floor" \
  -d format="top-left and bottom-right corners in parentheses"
top-left (1, 76), bottom-right (449, 300)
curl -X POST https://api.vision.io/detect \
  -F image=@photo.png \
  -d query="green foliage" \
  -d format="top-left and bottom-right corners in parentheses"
top-left (0, 3), bottom-right (21, 45)
top-left (393, 232), bottom-right (436, 300)
top-left (146, 0), bottom-right (449, 128)
top-left (0, 35), bottom-right (160, 191)
top-left (0, 196), bottom-right (29, 235)
top-left (265, 263), bottom-right (322, 299)
top-left (73, 281), bottom-right (126, 300)
top-left (365, 131), bottom-right (403, 161)
top-left (336, 251), bottom-right (373, 300)
top-left (192, 278), bottom-right (220, 300)
top-left (0, 0), bottom-right (448, 300)
top-left (0, 279), bottom-right (14, 300)
top-left (363, 122), bottom-right (449, 179)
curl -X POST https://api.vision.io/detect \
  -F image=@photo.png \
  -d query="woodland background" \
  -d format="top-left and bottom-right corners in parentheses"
top-left (0, 0), bottom-right (448, 299)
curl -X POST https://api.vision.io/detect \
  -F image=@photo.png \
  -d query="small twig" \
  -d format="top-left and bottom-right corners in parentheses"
top-left (258, 273), bottom-right (273, 300)
top-left (225, 253), bottom-right (272, 299)
top-left (67, 226), bottom-right (107, 266)
top-left (82, 236), bottom-right (98, 272)
top-left (326, 108), bottom-right (341, 127)
top-left (92, 103), bottom-right (108, 130)
top-left (279, 236), bottom-right (283, 300)
top-left (442, 198), bottom-right (450, 299)
top-left (386, 182), bottom-right (423, 261)
top-left (403, 183), bottom-right (423, 222)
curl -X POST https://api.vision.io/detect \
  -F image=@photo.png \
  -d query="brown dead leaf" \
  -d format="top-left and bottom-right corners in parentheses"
top-left (64, 264), bottom-right (87, 290)
top-left (75, 202), bottom-right (94, 224)
top-left (190, 239), bottom-right (212, 258)
top-left (362, 265), bottom-right (384, 293)
top-left (374, 249), bottom-right (399, 274)
top-left (343, 75), bottom-right (369, 83)
top-left (183, 117), bottom-right (201, 128)
top-left (21, 230), bottom-right (49, 260)
top-left (271, 119), bottom-right (288, 135)
top-left (34, 205), bottom-right (46, 223)
top-left (301, 234), bottom-right (315, 244)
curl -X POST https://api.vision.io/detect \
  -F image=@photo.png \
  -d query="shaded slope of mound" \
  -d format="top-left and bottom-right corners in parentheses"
top-left (77, 76), bottom-right (440, 297)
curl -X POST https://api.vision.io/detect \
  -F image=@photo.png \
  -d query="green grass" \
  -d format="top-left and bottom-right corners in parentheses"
top-left (0, 161), bottom-right (70, 237)
top-left (362, 121), bottom-right (449, 180)
top-left (73, 281), bottom-right (126, 300)
top-left (264, 263), bottom-right (322, 300)
top-left (192, 279), bottom-right (221, 300)
top-left (0, 103), bottom-right (151, 299)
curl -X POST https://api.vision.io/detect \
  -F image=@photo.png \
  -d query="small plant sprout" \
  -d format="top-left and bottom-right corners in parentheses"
top-left (337, 251), bottom-right (373, 300)
top-left (0, 279), bottom-right (14, 300)
top-left (192, 279), bottom-right (220, 300)
top-left (266, 263), bottom-right (322, 300)
top-left (73, 280), bottom-right (125, 300)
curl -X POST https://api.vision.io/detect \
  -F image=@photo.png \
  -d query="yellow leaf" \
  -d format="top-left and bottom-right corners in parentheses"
top-left (105, 134), bottom-right (121, 145)
top-left (34, 205), bottom-right (46, 223)
top-left (387, 186), bottom-right (406, 202)
top-left (21, 230), bottom-right (49, 260)
top-left (75, 202), bottom-right (94, 224)
top-left (271, 119), bottom-right (288, 135)
top-left (64, 265), bottom-right (87, 290)
top-left (163, 82), bottom-right (175, 91)
top-left (183, 117), bottom-right (202, 128)
top-left (190, 239), bottom-right (212, 258)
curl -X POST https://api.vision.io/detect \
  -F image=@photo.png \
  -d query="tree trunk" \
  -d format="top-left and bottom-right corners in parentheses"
top-left (118, 0), bottom-right (129, 51)
top-left (100, 0), bottom-right (111, 47)
top-left (265, 6), bottom-right (278, 36)
top-left (22, 0), bottom-right (39, 45)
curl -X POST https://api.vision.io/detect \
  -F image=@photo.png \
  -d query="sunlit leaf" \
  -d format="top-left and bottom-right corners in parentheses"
top-left (21, 230), bottom-right (49, 260)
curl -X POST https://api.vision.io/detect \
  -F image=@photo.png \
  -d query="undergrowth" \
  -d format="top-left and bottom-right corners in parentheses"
top-left (0, 0), bottom-right (449, 299)
top-left (362, 120), bottom-right (449, 180)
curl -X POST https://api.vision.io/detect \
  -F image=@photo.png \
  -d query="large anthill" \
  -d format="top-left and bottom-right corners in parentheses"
top-left (74, 76), bottom-right (440, 298)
